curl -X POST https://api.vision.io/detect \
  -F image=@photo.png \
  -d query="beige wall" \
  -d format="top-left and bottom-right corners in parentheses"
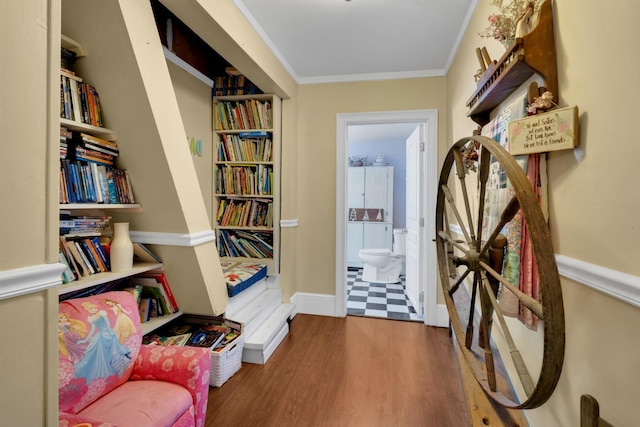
top-left (167, 60), bottom-right (215, 223)
top-left (296, 79), bottom-right (447, 295)
top-left (0, 0), bottom-right (60, 425)
top-left (447, 0), bottom-right (640, 425)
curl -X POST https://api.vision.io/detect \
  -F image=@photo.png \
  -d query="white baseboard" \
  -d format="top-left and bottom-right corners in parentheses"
top-left (291, 291), bottom-right (451, 328)
top-left (436, 304), bottom-right (450, 328)
top-left (290, 292), bottom-right (337, 317)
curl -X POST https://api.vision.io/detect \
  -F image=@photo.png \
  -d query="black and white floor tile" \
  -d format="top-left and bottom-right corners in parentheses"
top-left (347, 268), bottom-right (423, 322)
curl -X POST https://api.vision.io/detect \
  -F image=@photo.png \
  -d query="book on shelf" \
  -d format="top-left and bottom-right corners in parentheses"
top-left (59, 249), bottom-right (77, 284)
top-left (212, 71), bottom-right (260, 97)
top-left (60, 234), bottom-right (111, 278)
top-left (215, 164), bottom-right (273, 196)
top-left (60, 72), bottom-right (103, 127)
top-left (60, 159), bottom-right (135, 204)
top-left (60, 213), bottom-right (110, 237)
top-left (122, 284), bottom-right (143, 304)
top-left (214, 99), bottom-right (272, 130)
top-left (127, 271), bottom-right (178, 315)
top-left (218, 133), bottom-right (272, 162)
top-left (216, 198), bottom-right (273, 227)
top-left (130, 281), bottom-right (174, 316)
top-left (138, 298), bottom-right (151, 323)
top-left (135, 271), bottom-right (178, 312)
top-left (132, 242), bottom-right (163, 263)
top-left (217, 229), bottom-right (273, 259)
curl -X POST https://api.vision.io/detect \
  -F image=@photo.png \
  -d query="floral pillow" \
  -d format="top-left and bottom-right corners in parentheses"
top-left (59, 291), bottom-right (142, 414)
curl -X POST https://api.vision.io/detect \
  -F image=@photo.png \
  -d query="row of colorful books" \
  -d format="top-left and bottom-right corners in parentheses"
top-left (60, 68), bottom-right (103, 127)
top-left (214, 99), bottom-right (272, 131)
top-left (60, 159), bottom-right (134, 204)
top-left (214, 164), bottom-right (273, 196)
top-left (212, 73), bottom-right (261, 97)
top-left (218, 229), bottom-right (273, 259)
top-left (217, 132), bottom-right (273, 162)
top-left (124, 272), bottom-right (180, 323)
top-left (216, 198), bottom-right (273, 228)
top-left (59, 233), bottom-right (162, 284)
top-left (59, 235), bottom-right (111, 281)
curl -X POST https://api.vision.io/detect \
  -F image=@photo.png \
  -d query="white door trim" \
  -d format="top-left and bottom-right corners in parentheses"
top-left (335, 109), bottom-right (439, 325)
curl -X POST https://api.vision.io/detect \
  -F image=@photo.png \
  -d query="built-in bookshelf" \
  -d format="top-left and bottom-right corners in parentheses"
top-left (58, 35), bottom-right (179, 334)
top-left (213, 94), bottom-right (281, 275)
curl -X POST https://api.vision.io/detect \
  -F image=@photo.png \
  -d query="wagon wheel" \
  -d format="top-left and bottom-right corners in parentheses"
top-left (436, 135), bottom-right (565, 409)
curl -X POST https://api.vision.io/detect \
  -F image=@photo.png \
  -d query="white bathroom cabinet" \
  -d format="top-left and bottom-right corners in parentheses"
top-left (347, 166), bottom-right (394, 268)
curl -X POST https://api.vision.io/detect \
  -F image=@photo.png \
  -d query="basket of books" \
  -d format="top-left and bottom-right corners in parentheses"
top-left (142, 314), bottom-right (244, 387)
top-left (210, 333), bottom-right (245, 387)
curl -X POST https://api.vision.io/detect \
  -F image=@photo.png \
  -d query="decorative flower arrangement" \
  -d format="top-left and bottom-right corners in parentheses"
top-left (479, 0), bottom-right (543, 49)
top-left (527, 91), bottom-right (554, 115)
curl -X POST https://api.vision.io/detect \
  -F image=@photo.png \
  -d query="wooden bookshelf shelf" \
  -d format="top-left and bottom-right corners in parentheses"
top-left (60, 118), bottom-right (116, 141)
top-left (466, 0), bottom-right (557, 126)
top-left (141, 310), bottom-right (183, 335)
top-left (58, 262), bottom-right (163, 296)
top-left (61, 203), bottom-right (142, 212)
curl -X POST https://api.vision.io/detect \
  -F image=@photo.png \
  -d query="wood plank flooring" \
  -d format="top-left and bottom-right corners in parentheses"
top-left (205, 314), bottom-right (469, 427)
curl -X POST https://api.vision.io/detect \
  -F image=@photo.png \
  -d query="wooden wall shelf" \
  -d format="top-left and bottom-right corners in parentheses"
top-left (466, 0), bottom-right (557, 126)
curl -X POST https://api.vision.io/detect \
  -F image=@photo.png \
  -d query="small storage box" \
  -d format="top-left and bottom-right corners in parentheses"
top-left (210, 334), bottom-right (244, 387)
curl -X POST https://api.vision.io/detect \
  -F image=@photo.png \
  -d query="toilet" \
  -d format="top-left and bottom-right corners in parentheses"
top-left (358, 229), bottom-right (407, 284)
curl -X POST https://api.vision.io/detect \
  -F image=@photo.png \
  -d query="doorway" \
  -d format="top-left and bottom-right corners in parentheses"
top-left (335, 110), bottom-right (439, 326)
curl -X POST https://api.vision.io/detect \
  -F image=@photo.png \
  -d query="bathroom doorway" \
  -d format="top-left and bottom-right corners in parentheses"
top-left (335, 110), bottom-right (440, 326)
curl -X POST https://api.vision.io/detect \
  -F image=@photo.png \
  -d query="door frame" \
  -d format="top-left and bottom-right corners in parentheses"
top-left (335, 109), bottom-right (439, 325)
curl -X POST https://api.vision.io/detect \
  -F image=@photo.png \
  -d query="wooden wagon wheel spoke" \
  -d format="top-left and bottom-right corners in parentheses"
top-left (480, 269), bottom-right (536, 397)
top-left (448, 268), bottom-right (471, 296)
top-left (436, 135), bottom-right (565, 410)
top-left (453, 147), bottom-right (476, 244)
top-left (480, 260), bottom-right (543, 319)
top-left (475, 147), bottom-right (491, 251)
top-left (465, 271), bottom-right (480, 349)
top-left (438, 230), bottom-right (470, 254)
top-left (478, 278), bottom-right (498, 391)
top-left (441, 184), bottom-right (473, 246)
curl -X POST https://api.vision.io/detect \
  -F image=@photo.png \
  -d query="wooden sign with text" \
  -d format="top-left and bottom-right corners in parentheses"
top-left (508, 106), bottom-right (579, 155)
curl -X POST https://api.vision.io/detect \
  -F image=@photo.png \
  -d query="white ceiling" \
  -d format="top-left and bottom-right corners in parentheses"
top-left (233, 0), bottom-right (478, 84)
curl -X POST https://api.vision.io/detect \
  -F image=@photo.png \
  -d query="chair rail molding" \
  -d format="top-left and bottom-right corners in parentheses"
top-left (0, 263), bottom-right (65, 300)
top-left (555, 254), bottom-right (640, 308)
top-left (129, 230), bottom-right (216, 247)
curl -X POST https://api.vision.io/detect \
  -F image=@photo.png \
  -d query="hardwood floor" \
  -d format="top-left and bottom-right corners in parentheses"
top-left (205, 314), bottom-right (469, 427)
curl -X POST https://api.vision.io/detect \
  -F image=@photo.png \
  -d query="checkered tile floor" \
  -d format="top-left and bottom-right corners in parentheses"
top-left (347, 268), bottom-right (423, 322)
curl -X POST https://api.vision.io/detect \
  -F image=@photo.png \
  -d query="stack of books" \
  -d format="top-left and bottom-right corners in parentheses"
top-left (59, 128), bottom-right (135, 204)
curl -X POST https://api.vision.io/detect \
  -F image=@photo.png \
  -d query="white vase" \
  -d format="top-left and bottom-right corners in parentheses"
top-left (110, 222), bottom-right (133, 272)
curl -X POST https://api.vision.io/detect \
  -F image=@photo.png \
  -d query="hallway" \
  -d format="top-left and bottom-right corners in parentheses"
top-left (206, 313), bottom-right (469, 426)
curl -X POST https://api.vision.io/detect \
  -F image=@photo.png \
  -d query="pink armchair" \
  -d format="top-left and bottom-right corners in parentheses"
top-left (59, 291), bottom-right (211, 427)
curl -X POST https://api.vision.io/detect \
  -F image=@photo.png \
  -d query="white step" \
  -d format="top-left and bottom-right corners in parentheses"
top-left (242, 303), bottom-right (295, 364)
top-left (228, 288), bottom-right (282, 340)
top-left (224, 279), bottom-right (268, 318)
